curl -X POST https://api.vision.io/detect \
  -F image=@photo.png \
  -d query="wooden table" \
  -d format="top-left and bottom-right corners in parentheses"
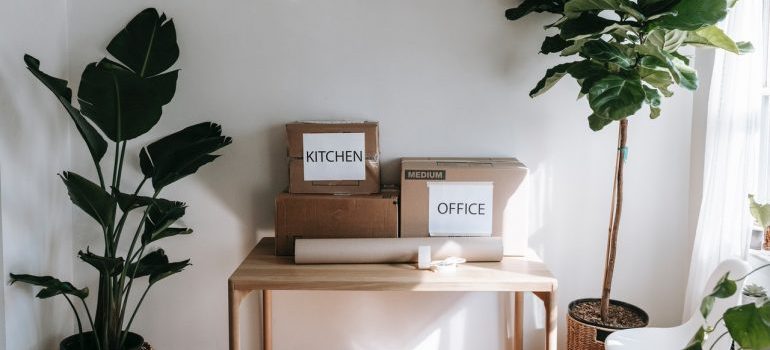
top-left (229, 238), bottom-right (558, 350)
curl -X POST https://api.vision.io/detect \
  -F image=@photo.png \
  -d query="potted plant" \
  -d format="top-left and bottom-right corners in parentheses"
top-left (691, 265), bottom-right (770, 349)
top-left (505, 0), bottom-right (751, 347)
top-left (8, 8), bottom-right (231, 350)
top-left (742, 283), bottom-right (768, 305)
top-left (749, 194), bottom-right (770, 250)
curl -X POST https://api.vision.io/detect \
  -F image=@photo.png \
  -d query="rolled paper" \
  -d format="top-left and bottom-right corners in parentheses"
top-left (294, 237), bottom-right (503, 264)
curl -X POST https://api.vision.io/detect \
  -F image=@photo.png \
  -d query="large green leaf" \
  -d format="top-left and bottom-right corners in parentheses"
top-left (749, 195), bottom-right (770, 228)
top-left (505, 0), bottom-right (566, 20)
top-left (587, 113), bottom-right (615, 131)
top-left (637, 46), bottom-right (698, 90)
top-left (724, 303), bottom-right (770, 349)
top-left (685, 25), bottom-right (742, 54)
top-left (126, 249), bottom-right (169, 278)
top-left (107, 8), bottom-right (179, 78)
top-left (9, 273), bottom-right (88, 299)
top-left (700, 273), bottom-right (738, 318)
top-left (640, 67), bottom-right (675, 96)
top-left (148, 259), bottom-right (190, 285)
top-left (580, 40), bottom-right (635, 68)
top-left (126, 249), bottom-right (191, 285)
top-left (78, 250), bottom-right (124, 276)
top-left (558, 13), bottom-right (617, 39)
top-left (672, 58), bottom-right (698, 90)
top-left (140, 122), bottom-right (232, 190)
top-left (114, 188), bottom-right (155, 212)
top-left (530, 62), bottom-right (578, 97)
top-left (541, 35), bottom-right (572, 54)
top-left (646, 28), bottom-right (687, 52)
top-left (77, 59), bottom-right (163, 142)
top-left (642, 85), bottom-right (662, 119)
top-left (143, 227), bottom-right (192, 245)
top-left (60, 171), bottom-right (115, 228)
top-left (567, 59), bottom-right (610, 94)
top-left (683, 327), bottom-right (705, 350)
top-left (142, 200), bottom-right (187, 244)
top-left (638, 0), bottom-right (682, 16)
top-left (653, 0), bottom-right (727, 31)
top-left (564, 0), bottom-right (645, 20)
top-left (24, 55), bottom-right (107, 164)
top-left (588, 74), bottom-right (646, 120)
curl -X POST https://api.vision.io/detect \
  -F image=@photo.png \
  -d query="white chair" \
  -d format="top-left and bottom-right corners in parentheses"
top-left (605, 258), bottom-right (751, 350)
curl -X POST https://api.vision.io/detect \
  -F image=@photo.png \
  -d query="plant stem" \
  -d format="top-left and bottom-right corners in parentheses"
top-left (95, 161), bottom-right (107, 191)
top-left (601, 119), bottom-right (629, 321)
top-left (119, 285), bottom-right (152, 349)
top-left (709, 331), bottom-right (730, 350)
top-left (63, 294), bottom-right (84, 350)
top-left (80, 298), bottom-right (102, 350)
top-left (113, 177), bottom-right (148, 250)
top-left (735, 263), bottom-right (770, 281)
top-left (118, 245), bottom-right (146, 334)
top-left (115, 141), bottom-right (127, 191)
top-left (111, 141), bottom-right (120, 190)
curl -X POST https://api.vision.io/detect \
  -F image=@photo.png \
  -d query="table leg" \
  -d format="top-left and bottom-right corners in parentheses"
top-left (263, 290), bottom-right (273, 350)
top-left (514, 292), bottom-right (524, 350)
top-left (534, 291), bottom-right (557, 350)
top-left (229, 282), bottom-right (249, 350)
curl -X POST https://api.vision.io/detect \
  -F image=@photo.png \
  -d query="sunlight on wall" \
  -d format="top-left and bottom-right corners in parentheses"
top-left (412, 328), bottom-right (441, 350)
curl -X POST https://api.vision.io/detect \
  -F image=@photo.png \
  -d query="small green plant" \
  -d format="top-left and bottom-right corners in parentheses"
top-left (8, 8), bottom-right (231, 350)
top-left (689, 265), bottom-right (770, 349)
top-left (749, 194), bottom-right (770, 229)
top-left (743, 283), bottom-right (767, 298)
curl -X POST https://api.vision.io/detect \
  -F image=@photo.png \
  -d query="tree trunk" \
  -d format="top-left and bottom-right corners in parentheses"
top-left (600, 119), bottom-right (628, 321)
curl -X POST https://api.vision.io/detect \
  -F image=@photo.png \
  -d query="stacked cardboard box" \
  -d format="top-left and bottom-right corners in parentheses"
top-left (275, 121), bottom-right (397, 256)
top-left (399, 157), bottom-right (529, 256)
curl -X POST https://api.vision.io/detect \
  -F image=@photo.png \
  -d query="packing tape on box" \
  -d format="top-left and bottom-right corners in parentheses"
top-left (294, 237), bottom-right (503, 264)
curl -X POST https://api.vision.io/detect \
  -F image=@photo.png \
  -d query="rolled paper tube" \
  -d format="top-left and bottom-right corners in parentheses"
top-left (294, 237), bottom-right (503, 264)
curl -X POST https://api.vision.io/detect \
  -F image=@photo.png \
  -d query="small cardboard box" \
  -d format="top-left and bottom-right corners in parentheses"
top-left (400, 157), bottom-right (529, 255)
top-left (275, 189), bottom-right (398, 256)
top-left (286, 121), bottom-right (380, 194)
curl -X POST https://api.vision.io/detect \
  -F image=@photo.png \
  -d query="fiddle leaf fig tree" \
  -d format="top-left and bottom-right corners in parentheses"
top-left (506, 0), bottom-right (750, 324)
top-left (9, 8), bottom-right (231, 350)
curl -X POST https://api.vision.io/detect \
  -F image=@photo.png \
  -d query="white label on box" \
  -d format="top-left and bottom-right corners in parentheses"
top-left (303, 133), bottom-right (366, 181)
top-left (428, 181), bottom-right (493, 236)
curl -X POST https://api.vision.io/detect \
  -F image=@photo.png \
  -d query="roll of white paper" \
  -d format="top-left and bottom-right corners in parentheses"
top-left (294, 237), bottom-right (503, 264)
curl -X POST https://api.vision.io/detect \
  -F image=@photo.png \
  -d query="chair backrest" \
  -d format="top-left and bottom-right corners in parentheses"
top-left (690, 258), bottom-right (752, 349)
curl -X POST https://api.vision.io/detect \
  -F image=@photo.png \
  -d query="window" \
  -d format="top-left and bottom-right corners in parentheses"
top-left (757, 4), bottom-right (770, 198)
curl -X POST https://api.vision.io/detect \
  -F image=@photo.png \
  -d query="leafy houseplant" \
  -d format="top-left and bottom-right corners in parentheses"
top-left (749, 194), bottom-right (770, 250)
top-left (691, 264), bottom-right (770, 349)
top-left (505, 0), bottom-right (750, 344)
top-left (8, 8), bottom-right (231, 350)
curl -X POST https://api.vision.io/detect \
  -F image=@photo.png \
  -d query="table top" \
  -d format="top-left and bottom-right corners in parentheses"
top-left (229, 238), bottom-right (557, 292)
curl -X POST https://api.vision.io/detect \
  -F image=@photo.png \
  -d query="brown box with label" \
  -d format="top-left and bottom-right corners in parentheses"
top-left (275, 189), bottom-right (399, 256)
top-left (286, 121), bottom-right (380, 194)
top-left (400, 157), bottom-right (529, 255)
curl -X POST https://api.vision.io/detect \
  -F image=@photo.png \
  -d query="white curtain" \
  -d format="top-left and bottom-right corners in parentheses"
top-left (683, 0), bottom-right (767, 316)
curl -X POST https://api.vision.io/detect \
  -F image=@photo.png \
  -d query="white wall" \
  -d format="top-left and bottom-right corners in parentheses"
top-left (0, 1), bottom-right (74, 349)
top-left (5, 1), bottom-right (697, 349)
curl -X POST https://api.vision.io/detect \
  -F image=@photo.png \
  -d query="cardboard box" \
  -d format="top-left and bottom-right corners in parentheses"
top-left (286, 121), bottom-right (380, 194)
top-left (400, 157), bottom-right (529, 255)
top-left (275, 189), bottom-right (398, 256)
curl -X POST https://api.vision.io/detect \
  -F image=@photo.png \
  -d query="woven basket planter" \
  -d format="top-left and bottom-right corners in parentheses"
top-left (567, 299), bottom-right (649, 350)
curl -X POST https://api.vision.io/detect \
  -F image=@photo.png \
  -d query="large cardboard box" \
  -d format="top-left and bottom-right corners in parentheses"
top-left (286, 121), bottom-right (380, 194)
top-left (400, 158), bottom-right (529, 255)
top-left (275, 189), bottom-right (398, 256)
